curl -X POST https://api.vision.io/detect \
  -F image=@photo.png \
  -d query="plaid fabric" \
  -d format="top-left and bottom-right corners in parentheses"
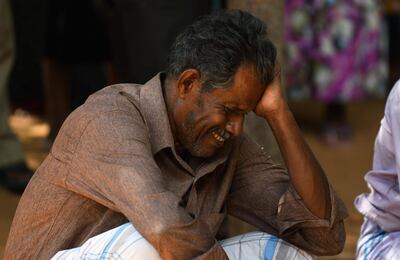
top-left (220, 232), bottom-right (314, 260)
top-left (357, 218), bottom-right (400, 260)
top-left (52, 223), bottom-right (314, 260)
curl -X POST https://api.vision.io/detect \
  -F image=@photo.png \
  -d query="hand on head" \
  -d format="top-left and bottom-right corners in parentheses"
top-left (254, 64), bottom-right (286, 118)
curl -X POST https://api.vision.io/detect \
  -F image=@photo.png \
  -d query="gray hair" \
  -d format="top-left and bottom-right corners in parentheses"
top-left (166, 10), bottom-right (277, 91)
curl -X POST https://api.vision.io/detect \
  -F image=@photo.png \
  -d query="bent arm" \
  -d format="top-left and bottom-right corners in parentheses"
top-left (227, 136), bottom-right (347, 255)
top-left (255, 71), bottom-right (331, 219)
top-left (264, 103), bottom-right (330, 219)
top-left (65, 108), bottom-right (227, 260)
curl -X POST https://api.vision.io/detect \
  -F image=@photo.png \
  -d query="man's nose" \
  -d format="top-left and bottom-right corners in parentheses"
top-left (225, 115), bottom-right (244, 137)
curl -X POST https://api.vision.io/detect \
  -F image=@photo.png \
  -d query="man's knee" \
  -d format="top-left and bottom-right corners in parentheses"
top-left (220, 231), bottom-right (315, 260)
top-left (53, 223), bottom-right (161, 260)
top-left (114, 236), bottom-right (161, 260)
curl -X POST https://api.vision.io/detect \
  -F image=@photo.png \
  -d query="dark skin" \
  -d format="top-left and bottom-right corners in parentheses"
top-left (163, 65), bottom-right (262, 158)
top-left (163, 63), bottom-right (330, 219)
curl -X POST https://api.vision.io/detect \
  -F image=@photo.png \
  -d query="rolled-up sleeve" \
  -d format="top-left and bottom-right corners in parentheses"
top-left (63, 104), bottom-right (227, 259)
top-left (227, 136), bottom-right (348, 256)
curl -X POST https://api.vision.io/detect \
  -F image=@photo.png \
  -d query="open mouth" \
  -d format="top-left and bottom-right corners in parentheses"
top-left (210, 129), bottom-right (230, 144)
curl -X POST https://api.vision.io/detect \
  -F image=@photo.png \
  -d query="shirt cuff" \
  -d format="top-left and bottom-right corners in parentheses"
top-left (276, 182), bottom-right (348, 235)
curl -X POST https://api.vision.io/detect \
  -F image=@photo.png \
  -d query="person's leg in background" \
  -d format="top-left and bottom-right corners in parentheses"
top-left (41, 59), bottom-right (71, 141)
top-left (321, 101), bottom-right (352, 144)
top-left (0, 0), bottom-right (32, 194)
top-left (317, 0), bottom-right (387, 145)
top-left (285, 0), bottom-right (387, 145)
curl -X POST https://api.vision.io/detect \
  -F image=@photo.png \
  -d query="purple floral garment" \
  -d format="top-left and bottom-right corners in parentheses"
top-left (284, 0), bottom-right (387, 102)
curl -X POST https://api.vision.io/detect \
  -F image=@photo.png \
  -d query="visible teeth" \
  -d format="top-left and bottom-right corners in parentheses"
top-left (211, 131), bottom-right (225, 143)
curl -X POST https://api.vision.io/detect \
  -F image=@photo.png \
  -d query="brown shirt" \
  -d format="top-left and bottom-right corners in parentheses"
top-left (5, 74), bottom-right (347, 260)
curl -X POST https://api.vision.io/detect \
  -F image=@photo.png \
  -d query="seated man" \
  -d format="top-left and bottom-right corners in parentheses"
top-left (5, 10), bottom-right (347, 260)
top-left (355, 80), bottom-right (400, 259)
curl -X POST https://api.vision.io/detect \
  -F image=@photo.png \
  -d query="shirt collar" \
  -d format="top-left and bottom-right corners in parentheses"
top-left (139, 73), bottom-right (175, 155)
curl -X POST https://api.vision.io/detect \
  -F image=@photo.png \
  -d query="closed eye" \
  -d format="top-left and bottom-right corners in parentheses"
top-left (224, 106), bottom-right (248, 116)
top-left (223, 106), bottom-right (234, 114)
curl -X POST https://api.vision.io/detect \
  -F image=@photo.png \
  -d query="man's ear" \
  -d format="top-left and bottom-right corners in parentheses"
top-left (176, 69), bottom-right (201, 99)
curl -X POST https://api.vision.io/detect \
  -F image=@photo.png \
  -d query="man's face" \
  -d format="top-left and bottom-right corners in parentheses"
top-left (174, 64), bottom-right (265, 157)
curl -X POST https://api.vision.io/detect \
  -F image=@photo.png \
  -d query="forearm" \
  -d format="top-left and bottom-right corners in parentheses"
top-left (264, 102), bottom-right (330, 219)
top-left (68, 171), bottom-right (227, 259)
top-left (69, 112), bottom-right (227, 259)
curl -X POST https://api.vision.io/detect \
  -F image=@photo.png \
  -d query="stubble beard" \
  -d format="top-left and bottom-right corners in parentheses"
top-left (179, 111), bottom-right (212, 158)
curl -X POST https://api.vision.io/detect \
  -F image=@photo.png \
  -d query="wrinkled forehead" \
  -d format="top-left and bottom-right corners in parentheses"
top-left (230, 65), bottom-right (264, 102)
top-left (208, 65), bottom-right (265, 111)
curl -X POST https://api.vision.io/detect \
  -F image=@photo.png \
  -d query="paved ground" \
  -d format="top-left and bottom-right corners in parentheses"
top-left (0, 99), bottom-right (386, 259)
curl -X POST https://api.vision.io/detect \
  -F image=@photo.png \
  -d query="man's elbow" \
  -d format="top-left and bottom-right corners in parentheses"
top-left (307, 223), bottom-right (346, 256)
top-left (329, 239), bottom-right (346, 256)
top-left (312, 237), bottom-right (345, 256)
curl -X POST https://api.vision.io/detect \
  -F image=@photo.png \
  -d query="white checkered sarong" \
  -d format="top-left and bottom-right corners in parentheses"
top-left (52, 223), bottom-right (315, 260)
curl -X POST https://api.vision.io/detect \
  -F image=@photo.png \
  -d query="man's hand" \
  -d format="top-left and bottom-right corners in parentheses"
top-left (254, 67), bottom-right (286, 118)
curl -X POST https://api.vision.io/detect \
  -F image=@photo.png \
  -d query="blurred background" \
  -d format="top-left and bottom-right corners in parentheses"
top-left (1, 0), bottom-right (400, 259)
